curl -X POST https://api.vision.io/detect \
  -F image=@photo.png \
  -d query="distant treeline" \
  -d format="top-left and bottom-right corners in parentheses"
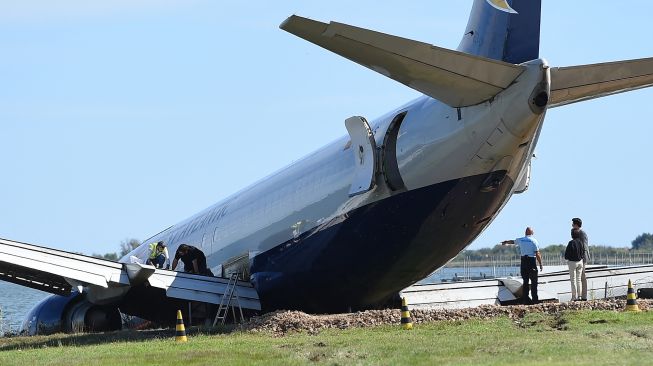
top-left (91, 238), bottom-right (140, 261)
top-left (452, 245), bottom-right (649, 263)
top-left (450, 232), bottom-right (653, 265)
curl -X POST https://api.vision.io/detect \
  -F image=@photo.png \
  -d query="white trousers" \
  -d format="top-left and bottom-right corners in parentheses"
top-left (580, 260), bottom-right (588, 300)
top-left (567, 260), bottom-right (583, 300)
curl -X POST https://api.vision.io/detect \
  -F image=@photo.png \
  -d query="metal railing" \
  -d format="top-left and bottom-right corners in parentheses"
top-left (426, 252), bottom-right (653, 282)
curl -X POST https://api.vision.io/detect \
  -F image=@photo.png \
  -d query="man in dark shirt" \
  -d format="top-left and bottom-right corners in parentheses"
top-left (565, 228), bottom-right (585, 301)
top-left (572, 217), bottom-right (590, 300)
top-left (172, 244), bottom-right (211, 275)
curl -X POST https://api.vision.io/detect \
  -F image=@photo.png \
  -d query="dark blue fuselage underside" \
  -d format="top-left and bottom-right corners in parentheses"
top-left (251, 171), bottom-right (514, 312)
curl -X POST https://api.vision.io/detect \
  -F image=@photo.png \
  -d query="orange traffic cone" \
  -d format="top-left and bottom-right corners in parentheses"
top-left (625, 279), bottom-right (641, 312)
top-left (401, 297), bottom-right (413, 330)
top-left (176, 310), bottom-right (188, 342)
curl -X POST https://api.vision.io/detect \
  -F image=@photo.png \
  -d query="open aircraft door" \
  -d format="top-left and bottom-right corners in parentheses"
top-left (345, 116), bottom-right (377, 197)
top-left (380, 112), bottom-right (407, 192)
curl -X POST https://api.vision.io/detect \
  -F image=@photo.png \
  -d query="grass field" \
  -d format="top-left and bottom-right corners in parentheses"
top-left (0, 310), bottom-right (651, 365)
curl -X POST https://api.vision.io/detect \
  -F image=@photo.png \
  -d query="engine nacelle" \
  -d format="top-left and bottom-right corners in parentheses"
top-left (21, 292), bottom-right (122, 336)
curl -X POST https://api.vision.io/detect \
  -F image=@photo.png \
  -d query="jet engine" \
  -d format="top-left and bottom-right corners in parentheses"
top-left (21, 292), bottom-right (122, 336)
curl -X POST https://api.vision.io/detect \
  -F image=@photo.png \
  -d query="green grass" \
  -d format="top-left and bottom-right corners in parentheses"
top-left (1, 310), bottom-right (652, 365)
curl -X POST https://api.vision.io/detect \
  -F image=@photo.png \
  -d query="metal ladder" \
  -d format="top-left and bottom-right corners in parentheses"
top-left (212, 272), bottom-right (244, 326)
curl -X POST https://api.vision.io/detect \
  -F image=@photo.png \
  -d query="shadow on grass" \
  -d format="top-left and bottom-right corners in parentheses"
top-left (0, 325), bottom-right (237, 351)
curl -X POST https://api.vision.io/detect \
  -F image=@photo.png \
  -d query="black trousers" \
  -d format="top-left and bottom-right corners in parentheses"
top-left (146, 254), bottom-right (166, 268)
top-left (520, 256), bottom-right (539, 304)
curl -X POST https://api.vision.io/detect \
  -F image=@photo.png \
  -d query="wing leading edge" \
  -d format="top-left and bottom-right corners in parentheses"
top-left (0, 237), bottom-right (128, 295)
top-left (280, 15), bottom-right (525, 107)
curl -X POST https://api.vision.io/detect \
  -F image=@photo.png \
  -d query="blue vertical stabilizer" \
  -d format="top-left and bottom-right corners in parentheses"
top-left (457, 0), bottom-right (541, 64)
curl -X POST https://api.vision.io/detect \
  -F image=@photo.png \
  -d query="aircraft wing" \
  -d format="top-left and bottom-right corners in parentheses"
top-left (550, 57), bottom-right (653, 107)
top-left (0, 237), bottom-right (128, 295)
top-left (0, 237), bottom-right (260, 310)
top-left (280, 15), bottom-right (525, 107)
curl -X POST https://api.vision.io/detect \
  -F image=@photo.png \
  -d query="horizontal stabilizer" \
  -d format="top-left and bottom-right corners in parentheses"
top-left (281, 15), bottom-right (525, 107)
top-left (550, 57), bottom-right (653, 107)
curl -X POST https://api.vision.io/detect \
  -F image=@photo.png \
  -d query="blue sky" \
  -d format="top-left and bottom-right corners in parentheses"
top-left (2, 1), bottom-right (652, 256)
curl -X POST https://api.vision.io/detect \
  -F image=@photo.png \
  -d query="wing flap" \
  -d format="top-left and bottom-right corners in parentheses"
top-left (550, 57), bottom-right (653, 107)
top-left (280, 15), bottom-right (525, 107)
top-left (148, 270), bottom-right (261, 310)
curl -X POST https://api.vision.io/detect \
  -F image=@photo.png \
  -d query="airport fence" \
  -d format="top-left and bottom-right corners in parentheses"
top-left (429, 252), bottom-right (653, 282)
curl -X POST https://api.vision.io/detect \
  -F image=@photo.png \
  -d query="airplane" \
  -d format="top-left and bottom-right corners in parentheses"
top-left (2, 0), bottom-right (653, 335)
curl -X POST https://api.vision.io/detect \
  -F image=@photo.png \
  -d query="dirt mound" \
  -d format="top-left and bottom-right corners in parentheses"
top-left (242, 299), bottom-right (651, 336)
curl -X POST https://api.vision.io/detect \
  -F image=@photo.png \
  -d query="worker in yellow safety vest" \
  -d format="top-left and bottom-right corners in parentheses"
top-left (146, 241), bottom-right (170, 269)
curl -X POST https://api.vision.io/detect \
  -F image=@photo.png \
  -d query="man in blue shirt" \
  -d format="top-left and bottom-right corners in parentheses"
top-left (502, 227), bottom-right (544, 304)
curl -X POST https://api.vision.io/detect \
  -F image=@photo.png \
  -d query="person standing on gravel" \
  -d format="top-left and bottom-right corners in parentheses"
top-left (502, 227), bottom-right (543, 305)
top-left (565, 228), bottom-right (585, 301)
top-left (572, 218), bottom-right (590, 300)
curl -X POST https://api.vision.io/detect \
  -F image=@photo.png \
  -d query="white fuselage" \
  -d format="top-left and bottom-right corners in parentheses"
top-left (124, 60), bottom-right (549, 310)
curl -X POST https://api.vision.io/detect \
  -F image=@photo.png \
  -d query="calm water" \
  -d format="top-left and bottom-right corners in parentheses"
top-left (0, 282), bottom-right (49, 335)
top-left (420, 266), bottom-right (520, 283)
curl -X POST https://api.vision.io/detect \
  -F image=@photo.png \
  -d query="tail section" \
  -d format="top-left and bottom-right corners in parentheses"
top-left (458, 0), bottom-right (542, 64)
top-left (280, 0), bottom-right (543, 107)
top-left (280, 16), bottom-right (524, 107)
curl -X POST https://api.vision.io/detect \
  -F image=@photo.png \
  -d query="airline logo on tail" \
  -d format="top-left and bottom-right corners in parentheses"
top-left (486, 0), bottom-right (518, 14)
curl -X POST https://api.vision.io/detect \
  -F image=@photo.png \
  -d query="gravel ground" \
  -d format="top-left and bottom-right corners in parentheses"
top-left (241, 299), bottom-right (651, 336)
